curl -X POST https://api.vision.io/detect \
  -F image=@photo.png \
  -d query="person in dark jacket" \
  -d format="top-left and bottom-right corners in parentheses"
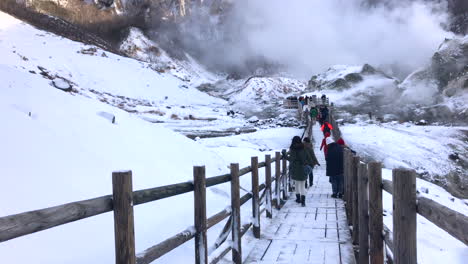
top-left (319, 106), bottom-right (329, 125)
top-left (303, 137), bottom-right (320, 188)
top-left (282, 136), bottom-right (308, 206)
top-left (325, 137), bottom-right (344, 198)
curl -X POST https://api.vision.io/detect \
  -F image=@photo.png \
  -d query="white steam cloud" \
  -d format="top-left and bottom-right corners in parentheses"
top-left (223, 0), bottom-right (454, 77)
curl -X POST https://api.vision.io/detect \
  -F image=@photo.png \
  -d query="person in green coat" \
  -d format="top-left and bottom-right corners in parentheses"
top-left (309, 104), bottom-right (318, 126)
top-left (282, 136), bottom-right (308, 207)
top-left (303, 137), bottom-right (320, 188)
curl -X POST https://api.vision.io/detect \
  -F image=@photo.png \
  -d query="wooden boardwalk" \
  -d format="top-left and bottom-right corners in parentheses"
top-left (244, 126), bottom-right (355, 264)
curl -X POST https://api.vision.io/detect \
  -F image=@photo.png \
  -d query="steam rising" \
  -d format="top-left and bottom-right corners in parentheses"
top-left (181, 0), bottom-right (453, 78)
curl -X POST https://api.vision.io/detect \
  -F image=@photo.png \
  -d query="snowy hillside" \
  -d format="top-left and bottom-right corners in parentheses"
top-left (0, 11), bottom-right (296, 264)
top-left (227, 76), bottom-right (307, 118)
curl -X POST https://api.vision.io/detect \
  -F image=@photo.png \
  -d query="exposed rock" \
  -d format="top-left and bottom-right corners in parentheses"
top-left (344, 73), bottom-right (363, 83)
top-left (52, 78), bottom-right (73, 92)
top-left (329, 78), bottom-right (350, 90)
top-left (361, 64), bottom-right (376, 74)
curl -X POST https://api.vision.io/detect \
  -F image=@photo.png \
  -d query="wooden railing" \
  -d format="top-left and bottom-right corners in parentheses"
top-left (343, 150), bottom-right (468, 264)
top-left (0, 153), bottom-right (292, 264)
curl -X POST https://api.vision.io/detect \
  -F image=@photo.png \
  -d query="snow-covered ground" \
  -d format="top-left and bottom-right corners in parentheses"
top-left (341, 121), bottom-right (468, 262)
top-left (0, 10), bottom-right (301, 264)
top-left (341, 121), bottom-right (467, 178)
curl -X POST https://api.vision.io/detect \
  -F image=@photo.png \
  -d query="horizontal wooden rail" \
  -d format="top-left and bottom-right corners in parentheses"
top-left (136, 226), bottom-right (196, 264)
top-left (207, 208), bottom-right (231, 230)
top-left (383, 225), bottom-right (394, 252)
top-left (381, 177), bottom-right (468, 247)
top-left (382, 179), bottom-right (393, 195)
top-left (209, 222), bottom-right (253, 264)
top-left (0, 159), bottom-right (278, 243)
top-left (417, 196), bottom-right (468, 246)
top-left (0, 195), bottom-right (113, 243)
top-left (136, 174), bottom-right (272, 264)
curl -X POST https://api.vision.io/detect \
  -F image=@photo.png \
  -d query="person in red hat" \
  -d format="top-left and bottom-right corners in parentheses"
top-left (320, 132), bottom-right (331, 157)
top-left (337, 138), bottom-right (345, 146)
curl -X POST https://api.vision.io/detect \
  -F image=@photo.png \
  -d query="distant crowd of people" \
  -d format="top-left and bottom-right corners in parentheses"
top-left (281, 94), bottom-right (356, 206)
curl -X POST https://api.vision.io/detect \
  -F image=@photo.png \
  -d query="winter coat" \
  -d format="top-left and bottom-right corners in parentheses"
top-left (325, 143), bottom-right (344, 177)
top-left (320, 107), bottom-right (329, 121)
top-left (310, 108), bottom-right (318, 119)
top-left (285, 143), bottom-right (308, 181)
top-left (320, 122), bottom-right (333, 132)
top-left (320, 138), bottom-right (328, 156)
top-left (303, 142), bottom-right (320, 167)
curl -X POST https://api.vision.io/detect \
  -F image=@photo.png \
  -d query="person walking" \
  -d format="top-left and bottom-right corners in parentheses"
top-left (282, 136), bottom-right (308, 207)
top-left (319, 105), bottom-right (329, 124)
top-left (325, 138), bottom-right (344, 198)
top-left (303, 137), bottom-right (320, 188)
top-left (321, 121), bottom-right (333, 136)
top-left (309, 104), bottom-right (318, 126)
top-left (320, 132), bottom-right (331, 157)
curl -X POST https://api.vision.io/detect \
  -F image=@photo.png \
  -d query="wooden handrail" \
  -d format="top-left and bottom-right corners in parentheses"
top-left (136, 226), bottom-right (196, 264)
top-left (0, 195), bottom-right (113, 243)
top-left (417, 196), bottom-right (468, 246)
top-left (381, 177), bottom-right (468, 246)
top-left (0, 159), bottom-right (276, 243)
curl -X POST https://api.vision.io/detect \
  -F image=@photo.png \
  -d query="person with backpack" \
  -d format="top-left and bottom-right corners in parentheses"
top-left (321, 121), bottom-right (333, 136)
top-left (325, 138), bottom-right (344, 198)
top-left (321, 94), bottom-right (327, 105)
top-left (319, 105), bottom-right (329, 124)
top-left (309, 104), bottom-right (318, 126)
top-left (303, 137), bottom-right (320, 188)
top-left (282, 136), bottom-right (308, 207)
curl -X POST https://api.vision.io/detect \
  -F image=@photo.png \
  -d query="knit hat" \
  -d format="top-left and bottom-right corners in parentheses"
top-left (337, 138), bottom-right (345, 145)
top-left (326, 137), bottom-right (334, 145)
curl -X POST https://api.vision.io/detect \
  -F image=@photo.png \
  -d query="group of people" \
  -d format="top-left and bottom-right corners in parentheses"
top-left (283, 128), bottom-right (350, 206)
top-left (282, 136), bottom-right (320, 207)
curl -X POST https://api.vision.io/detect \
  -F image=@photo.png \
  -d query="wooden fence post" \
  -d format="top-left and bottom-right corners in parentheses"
top-left (112, 170), bottom-right (136, 264)
top-left (275, 152), bottom-right (281, 209)
top-left (194, 166), bottom-right (208, 264)
top-left (393, 169), bottom-right (417, 264)
top-left (344, 150), bottom-right (352, 222)
top-left (343, 149), bottom-right (350, 204)
top-left (368, 162), bottom-right (383, 264)
top-left (281, 150), bottom-right (288, 200)
top-left (251, 157), bottom-right (260, 239)
top-left (358, 163), bottom-right (369, 264)
top-left (265, 155), bottom-right (273, 218)
top-left (230, 163), bottom-right (242, 264)
top-left (352, 156), bottom-right (360, 245)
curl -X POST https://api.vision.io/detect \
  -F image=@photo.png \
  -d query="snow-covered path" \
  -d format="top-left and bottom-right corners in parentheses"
top-left (244, 126), bottom-right (355, 264)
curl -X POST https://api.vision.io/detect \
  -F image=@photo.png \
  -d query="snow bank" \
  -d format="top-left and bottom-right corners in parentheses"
top-left (341, 122), bottom-right (466, 177)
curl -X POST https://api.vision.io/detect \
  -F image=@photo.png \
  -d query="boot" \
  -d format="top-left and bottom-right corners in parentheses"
top-left (295, 194), bottom-right (301, 203)
top-left (301, 195), bottom-right (306, 207)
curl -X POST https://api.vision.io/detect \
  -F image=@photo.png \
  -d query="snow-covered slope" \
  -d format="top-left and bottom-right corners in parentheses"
top-left (0, 11), bottom-right (290, 264)
top-left (341, 120), bottom-right (468, 197)
top-left (305, 64), bottom-right (400, 116)
top-left (226, 76), bottom-right (307, 118)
